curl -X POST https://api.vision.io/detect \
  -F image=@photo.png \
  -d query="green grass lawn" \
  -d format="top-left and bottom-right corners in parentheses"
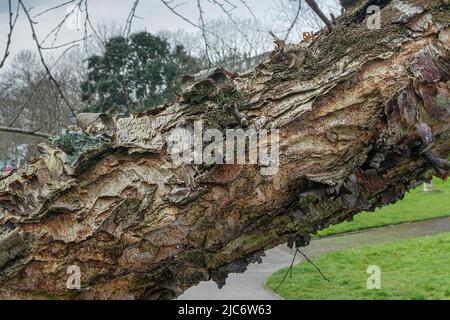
top-left (317, 178), bottom-right (450, 237)
top-left (266, 233), bottom-right (450, 300)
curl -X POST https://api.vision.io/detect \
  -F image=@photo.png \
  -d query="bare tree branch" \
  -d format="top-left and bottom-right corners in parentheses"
top-left (0, 0), bottom-right (20, 69)
top-left (274, 247), bottom-right (298, 292)
top-left (196, 0), bottom-right (212, 66)
top-left (0, 126), bottom-right (52, 139)
top-left (7, 45), bottom-right (79, 128)
top-left (40, 38), bottom-right (88, 50)
top-left (40, 0), bottom-right (84, 47)
top-left (238, 0), bottom-right (257, 22)
top-left (18, 0), bottom-right (77, 118)
top-left (160, 0), bottom-right (202, 29)
top-left (297, 249), bottom-right (330, 282)
top-left (160, 0), bottom-right (245, 65)
top-left (32, 0), bottom-right (76, 18)
top-left (283, 0), bottom-right (302, 41)
top-left (83, 0), bottom-right (103, 46)
top-left (123, 0), bottom-right (141, 38)
top-left (208, 0), bottom-right (254, 50)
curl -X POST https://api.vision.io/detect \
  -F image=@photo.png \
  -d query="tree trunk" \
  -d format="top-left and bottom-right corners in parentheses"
top-left (0, 0), bottom-right (449, 299)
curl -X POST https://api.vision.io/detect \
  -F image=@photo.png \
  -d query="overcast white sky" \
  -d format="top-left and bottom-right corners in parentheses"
top-left (0, 0), bottom-right (277, 67)
top-left (0, 0), bottom-right (342, 72)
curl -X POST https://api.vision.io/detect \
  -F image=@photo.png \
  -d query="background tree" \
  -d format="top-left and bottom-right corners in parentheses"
top-left (172, 44), bottom-right (202, 76)
top-left (273, 0), bottom-right (341, 42)
top-left (81, 32), bottom-right (192, 113)
top-left (159, 17), bottom-right (273, 72)
top-left (0, 50), bottom-right (84, 165)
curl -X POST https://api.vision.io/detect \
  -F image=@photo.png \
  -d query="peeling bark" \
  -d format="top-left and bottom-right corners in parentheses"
top-left (0, 0), bottom-right (449, 299)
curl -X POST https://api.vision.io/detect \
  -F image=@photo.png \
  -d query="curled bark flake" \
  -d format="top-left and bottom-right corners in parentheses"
top-left (0, 229), bottom-right (28, 269)
top-left (76, 113), bottom-right (115, 138)
top-left (210, 251), bottom-right (265, 289)
top-left (415, 122), bottom-right (436, 153)
top-left (168, 187), bottom-right (191, 204)
top-left (393, 0), bottom-right (425, 25)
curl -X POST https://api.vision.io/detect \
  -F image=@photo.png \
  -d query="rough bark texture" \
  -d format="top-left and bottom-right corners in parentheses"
top-left (0, 0), bottom-right (449, 299)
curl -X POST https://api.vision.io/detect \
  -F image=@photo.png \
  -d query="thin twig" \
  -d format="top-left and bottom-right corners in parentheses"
top-left (19, 0), bottom-right (77, 118)
top-left (160, 0), bottom-right (202, 29)
top-left (40, 37), bottom-right (88, 50)
top-left (160, 0), bottom-right (237, 65)
top-left (330, 13), bottom-right (337, 25)
top-left (84, 0), bottom-right (103, 45)
top-left (0, 126), bottom-right (52, 139)
top-left (196, 0), bottom-right (212, 66)
top-left (238, 0), bottom-right (257, 22)
top-left (8, 44), bottom-right (79, 127)
top-left (274, 248), bottom-right (298, 292)
top-left (123, 0), bottom-right (140, 38)
top-left (33, 0), bottom-right (76, 18)
top-left (284, 0), bottom-right (302, 41)
top-left (274, 247), bottom-right (330, 292)
top-left (0, 0), bottom-right (20, 69)
top-left (208, 0), bottom-right (254, 50)
top-left (297, 249), bottom-right (330, 282)
top-left (40, 0), bottom-right (84, 47)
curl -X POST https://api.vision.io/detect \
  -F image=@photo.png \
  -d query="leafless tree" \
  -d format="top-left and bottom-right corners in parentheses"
top-left (160, 17), bottom-right (273, 71)
top-left (0, 50), bottom-right (86, 163)
top-left (273, 0), bottom-right (341, 42)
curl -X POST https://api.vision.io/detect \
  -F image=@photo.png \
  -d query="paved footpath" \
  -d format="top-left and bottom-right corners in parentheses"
top-left (178, 216), bottom-right (450, 300)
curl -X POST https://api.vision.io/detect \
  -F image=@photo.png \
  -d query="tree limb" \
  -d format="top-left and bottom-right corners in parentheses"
top-left (123, 0), bottom-right (140, 38)
top-left (0, 0), bottom-right (448, 300)
top-left (0, 126), bottom-right (52, 139)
